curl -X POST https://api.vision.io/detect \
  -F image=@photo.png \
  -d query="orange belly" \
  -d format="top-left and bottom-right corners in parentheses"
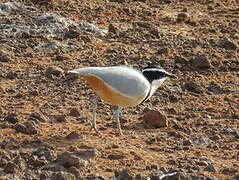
top-left (80, 74), bottom-right (145, 107)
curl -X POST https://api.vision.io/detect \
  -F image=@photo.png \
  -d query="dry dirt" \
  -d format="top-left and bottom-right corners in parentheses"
top-left (0, 0), bottom-right (238, 179)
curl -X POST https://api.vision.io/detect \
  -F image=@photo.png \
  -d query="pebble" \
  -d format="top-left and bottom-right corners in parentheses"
top-left (53, 114), bottom-right (66, 122)
top-left (0, 49), bottom-right (11, 62)
top-left (0, 158), bottom-right (8, 167)
top-left (143, 110), bottom-right (168, 128)
top-left (33, 146), bottom-right (57, 161)
top-left (51, 171), bottom-right (76, 180)
top-left (4, 161), bottom-right (18, 173)
top-left (14, 121), bottom-right (38, 135)
top-left (29, 112), bottom-right (46, 122)
top-left (65, 131), bottom-right (80, 140)
top-left (45, 66), bottom-right (64, 78)
top-left (108, 23), bottom-right (119, 35)
top-left (115, 169), bottom-right (134, 180)
top-left (219, 38), bottom-right (238, 50)
top-left (68, 108), bottom-right (81, 117)
top-left (184, 81), bottom-right (204, 94)
top-left (203, 164), bottom-right (216, 172)
top-left (190, 54), bottom-right (212, 69)
top-left (56, 151), bottom-right (87, 168)
top-left (4, 113), bottom-right (18, 124)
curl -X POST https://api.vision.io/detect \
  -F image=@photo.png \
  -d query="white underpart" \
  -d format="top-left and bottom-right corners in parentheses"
top-left (147, 77), bottom-right (168, 100)
top-left (68, 66), bottom-right (151, 100)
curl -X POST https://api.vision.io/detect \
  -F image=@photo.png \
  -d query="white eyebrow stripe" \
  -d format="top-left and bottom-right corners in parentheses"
top-left (142, 68), bottom-right (168, 74)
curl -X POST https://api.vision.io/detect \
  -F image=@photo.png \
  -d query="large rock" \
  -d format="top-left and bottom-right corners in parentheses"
top-left (143, 110), bottom-right (168, 128)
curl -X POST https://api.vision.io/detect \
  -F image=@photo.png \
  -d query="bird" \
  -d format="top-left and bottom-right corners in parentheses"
top-left (68, 65), bottom-right (176, 135)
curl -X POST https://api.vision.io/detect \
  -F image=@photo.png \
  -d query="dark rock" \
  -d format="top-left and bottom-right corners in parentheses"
top-left (4, 113), bottom-right (18, 124)
top-left (64, 25), bottom-right (80, 39)
top-left (6, 71), bottom-right (17, 79)
top-left (4, 161), bottom-right (18, 173)
top-left (39, 171), bottom-right (51, 180)
top-left (51, 171), bottom-right (76, 180)
top-left (53, 114), bottom-right (66, 122)
top-left (167, 159), bottom-right (177, 165)
top-left (108, 153), bottom-right (126, 160)
top-left (0, 158), bottom-right (8, 167)
top-left (65, 131), bottom-right (80, 140)
top-left (190, 54), bottom-right (212, 69)
top-left (174, 56), bottom-right (188, 64)
top-left (177, 13), bottom-right (188, 22)
top-left (0, 49), bottom-right (11, 62)
top-left (108, 23), bottom-right (119, 35)
top-left (28, 156), bottom-right (47, 168)
top-left (203, 164), bottom-right (216, 172)
top-left (183, 139), bottom-right (193, 146)
top-left (230, 174), bottom-right (239, 180)
top-left (143, 110), bottom-right (168, 128)
top-left (219, 38), bottom-right (238, 50)
top-left (68, 108), bottom-right (80, 117)
top-left (56, 151), bottom-right (87, 168)
top-left (29, 112), bottom-right (46, 122)
top-left (77, 148), bottom-right (97, 161)
top-left (45, 66), bottom-right (64, 78)
top-left (14, 121), bottom-right (38, 135)
top-left (33, 146), bottom-right (56, 161)
top-left (68, 166), bottom-right (81, 177)
top-left (167, 131), bottom-right (184, 139)
top-left (184, 81), bottom-right (204, 94)
top-left (115, 169), bottom-right (134, 180)
top-left (54, 54), bottom-right (70, 61)
top-left (222, 168), bottom-right (238, 175)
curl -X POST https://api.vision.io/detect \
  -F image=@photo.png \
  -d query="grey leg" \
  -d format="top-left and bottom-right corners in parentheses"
top-left (115, 106), bottom-right (123, 135)
top-left (90, 97), bottom-right (99, 133)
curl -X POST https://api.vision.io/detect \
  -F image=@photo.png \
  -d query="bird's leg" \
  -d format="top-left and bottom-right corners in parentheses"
top-left (90, 96), bottom-right (99, 133)
top-left (115, 106), bottom-right (123, 135)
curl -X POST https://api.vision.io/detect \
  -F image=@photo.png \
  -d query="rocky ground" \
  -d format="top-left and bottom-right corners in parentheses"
top-left (0, 0), bottom-right (238, 179)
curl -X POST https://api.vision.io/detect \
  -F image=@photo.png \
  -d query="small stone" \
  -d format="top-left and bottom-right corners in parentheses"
top-left (143, 110), bottom-right (168, 128)
top-left (0, 158), bottom-right (8, 167)
top-left (54, 54), bottom-right (70, 61)
top-left (4, 161), bottom-right (18, 173)
top-left (174, 56), bottom-right (188, 64)
top-left (65, 131), bottom-right (80, 140)
top-left (57, 152), bottom-right (87, 168)
top-left (51, 171), bottom-right (76, 180)
top-left (53, 114), bottom-right (66, 122)
top-left (108, 153), bottom-right (126, 160)
top-left (29, 112), bottom-right (46, 122)
top-left (203, 164), bottom-right (216, 172)
top-left (231, 174), bottom-right (239, 180)
top-left (190, 54), bottom-right (212, 69)
top-left (15, 121), bottom-right (38, 134)
top-left (63, 155), bottom-right (81, 168)
top-left (45, 66), bottom-right (64, 78)
top-left (219, 38), bottom-right (238, 50)
top-left (6, 72), bottom-right (17, 79)
top-left (4, 113), bottom-right (18, 124)
top-left (33, 146), bottom-right (57, 161)
top-left (68, 108), bottom-right (80, 117)
top-left (68, 166), bottom-right (81, 177)
top-left (108, 23), bottom-right (119, 35)
top-left (183, 139), bottom-right (193, 146)
top-left (177, 12), bottom-right (188, 22)
top-left (222, 168), bottom-right (237, 175)
top-left (0, 49), bottom-right (11, 62)
top-left (184, 81), bottom-right (204, 94)
top-left (115, 169), bottom-right (134, 180)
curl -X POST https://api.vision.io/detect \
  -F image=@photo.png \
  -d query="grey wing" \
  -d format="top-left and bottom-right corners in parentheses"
top-left (94, 67), bottom-right (150, 98)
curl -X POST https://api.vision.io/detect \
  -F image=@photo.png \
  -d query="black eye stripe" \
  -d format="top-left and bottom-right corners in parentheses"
top-left (142, 70), bottom-right (167, 83)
